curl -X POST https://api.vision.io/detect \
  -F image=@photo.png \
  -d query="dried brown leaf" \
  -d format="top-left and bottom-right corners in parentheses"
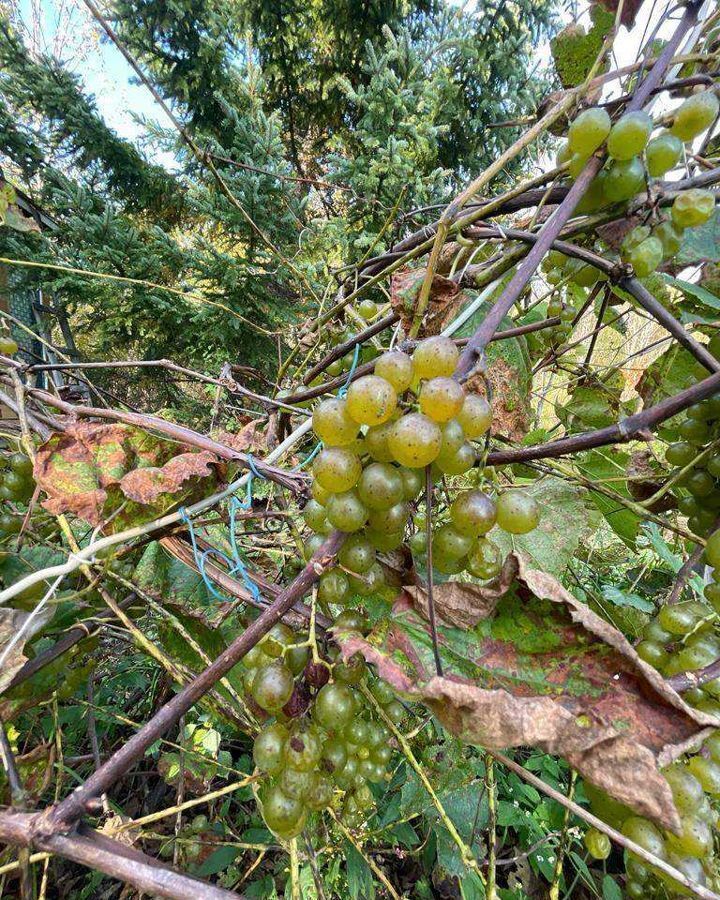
top-left (390, 268), bottom-right (462, 337)
top-left (405, 564), bottom-right (516, 628)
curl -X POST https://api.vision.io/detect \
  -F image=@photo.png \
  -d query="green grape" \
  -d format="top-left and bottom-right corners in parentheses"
top-left (328, 359), bottom-right (343, 376)
top-left (687, 756), bottom-right (720, 796)
top-left (678, 417), bottom-right (710, 444)
top-left (434, 524), bottom-right (474, 559)
top-left (326, 490), bottom-right (368, 532)
top-left (358, 298), bottom-right (377, 320)
top-left (450, 490), bottom-right (497, 536)
top-left (570, 262), bottom-right (604, 287)
top-left (419, 377), bottom-right (465, 423)
top-left (374, 351), bottom-right (414, 393)
top-left (658, 602), bottom-right (701, 636)
top-left (0, 513), bottom-right (23, 535)
top-left (409, 530), bottom-right (427, 556)
top-left (383, 700), bottom-right (405, 724)
top-left (0, 337), bottom-right (18, 355)
top-left (349, 560), bottom-right (386, 594)
top-left (457, 393), bottom-right (492, 439)
top-left (346, 375), bottom-right (397, 426)
top-left (365, 528), bottom-right (403, 551)
top-left (439, 419), bottom-right (465, 456)
top-left (670, 90), bottom-right (720, 142)
top-left (365, 422), bottom-right (396, 462)
top-left (371, 744), bottom-right (392, 766)
top-left (607, 110), bottom-right (653, 160)
top-left (496, 491), bottom-right (540, 534)
top-left (705, 529), bottom-right (720, 567)
top-left (311, 479), bottom-right (332, 505)
top-left (584, 827), bottom-right (611, 860)
top-left (371, 679), bottom-right (395, 705)
top-left (465, 538), bottom-right (502, 579)
top-left (663, 850), bottom-right (707, 894)
top-left (603, 157), bottom-right (645, 203)
top-left (261, 623), bottom-right (295, 658)
top-left (313, 448), bottom-right (362, 492)
top-left (576, 171), bottom-right (608, 213)
top-left (703, 581), bottom-right (720, 612)
top-left (433, 550), bottom-right (466, 574)
top-left (672, 189), bottom-right (716, 229)
top-left (333, 609), bottom-right (369, 634)
top-left (636, 640), bottom-right (667, 668)
top-left (628, 236), bottom-right (663, 278)
top-left (621, 816), bottom-right (667, 859)
top-left (704, 732), bottom-right (720, 761)
top-left (283, 723), bottom-right (322, 771)
top-left (388, 413), bottom-right (442, 468)
top-left (412, 336), bottom-right (459, 379)
top-left (646, 131), bottom-right (684, 176)
top-left (314, 683), bottom-right (355, 730)
top-left (666, 814), bottom-right (712, 858)
top-left (567, 107), bottom-right (611, 156)
top-left (242, 644), bottom-right (267, 669)
top-left (261, 784), bottom-right (306, 837)
top-left (568, 152), bottom-right (589, 179)
top-left (653, 220), bottom-right (684, 257)
top-left (281, 766), bottom-right (315, 800)
top-left (338, 534), bottom-right (375, 574)
top-left (666, 442), bottom-right (696, 466)
top-left (253, 722), bottom-right (289, 775)
top-left (335, 653), bottom-right (366, 684)
top-left (322, 738), bottom-right (348, 775)
top-left (676, 635), bottom-right (720, 670)
top-left (303, 499), bottom-right (330, 533)
top-left (345, 719), bottom-right (369, 745)
top-left (686, 469), bottom-right (715, 497)
top-left (399, 466), bottom-right (423, 500)
top-left (665, 765), bottom-right (705, 814)
top-left (312, 398), bottom-right (359, 446)
top-left (547, 298), bottom-right (563, 317)
top-left (9, 453), bottom-right (32, 476)
top-left (434, 441), bottom-right (475, 475)
top-left (286, 644), bottom-right (309, 675)
top-left (319, 568), bottom-right (350, 605)
top-left (334, 755), bottom-right (359, 790)
top-left (357, 462), bottom-right (403, 510)
top-left (307, 775), bottom-right (334, 810)
top-left (368, 501), bottom-right (410, 534)
top-left (678, 496), bottom-right (700, 517)
top-left (625, 882), bottom-right (645, 899)
top-left (251, 662), bottom-right (294, 712)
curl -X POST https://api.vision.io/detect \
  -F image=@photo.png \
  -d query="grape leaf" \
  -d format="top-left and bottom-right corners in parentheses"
top-left (664, 274), bottom-right (720, 314)
top-left (676, 208), bottom-right (720, 266)
top-left (339, 553), bottom-right (717, 831)
top-left (34, 422), bottom-right (223, 532)
top-left (636, 344), bottom-right (704, 416)
top-left (490, 477), bottom-right (598, 577)
top-left (576, 449), bottom-right (642, 547)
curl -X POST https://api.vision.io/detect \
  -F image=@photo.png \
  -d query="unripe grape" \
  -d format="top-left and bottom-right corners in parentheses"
top-left (628, 236), bottom-right (663, 277)
top-left (706, 529), bottom-right (720, 567)
top-left (584, 827), bottom-right (611, 860)
top-left (9, 453), bottom-right (32, 476)
top-left (313, 447), bottom-right (362, 492)
top-left (603, 157), bottom-right (645, 203)
top-left (568, 152), bottom-right (589, 179)
top-left (658, 602), bottom-right (702, 635)
top-left (398, 466), bottom-right (423, 499)
top-left (364, 422), bottom-right (396, 462)
top-left (621, 816), bottom-right (667, 859)
top-left (335, 653), bottom-right (366, 684)
top-left (251, 661), bottom-right (295, 712)
top-left (326, 490), bottom-right (368, 532)
top-left (670, 90), bottom-right (720, 142)
top-left (365, 528), bottom-right (404, 551)
top-left (357, 462), bottom-right (403, 510)
top-left (374, 351), bottom-right (414, 392)
top-left (388, 413), bottom-right (442, 468)
top-left (646, 131), bottom-right (683, 176)
top-left (315, 683), bottom-right (355, 730)
top-left (450, 490), bottom-right (497, 536)
top-left (434, 524), bottom-right (474, 559)
top-left (621, 225), bottom-right (651, 259)
top-left (665, 765), bottom-right (705, 814)
top-left (687, 756), bottom-right (720, 796)
top-left (576, 171), bottom-right (608, 213)
top-left (653, 220), bottom-right (683, 257)
top-left (496, 491), bottom-right (540, 534)
top-left (678, 416), bottom-right (710, 444)
top-left (368, 501), bottom-right (410, 534)
top-left (346, 374), bottom-right (397, 426)
top-left (555, 140), bottom-right (571, 166)
top-left (286, 644), bottom-right (309, 676)
top-left (311, 479), bottom-right (332, 505)
top-left (307, 775), bottom-right (334, 810)
top-left (676, 635), bottom-right (720, 669)
top-left (412, 335), bottom-right (459, 379)
top-left (607, 110), bottom-right (653, 160)
top-left (303, 499), bottom-right (330, 533)
top-left (419, 377), bottom-right (465, 422)
top-left (409, 530), bottom-right (427, 556)
top-left (312, 398), bottom-right (358, 446)
top-left (253, 722), bottom-right (289, 775)
top-left (672, 189), bottom-right (716, 229)
top-left (349, 559), bottom-right (386, 592)
top-left (435, 441), bottom-right (475, 475)
top-left (636, 640), bottom-right (666, 668)
top-left (666, 814), bottom-right (712, 858)
top-left (0, 337), bottom-right (18, 355)
top-left (358, 298), bottom-right (377, 320)
top-left (261, 623), bottom-right (294, 658)
top-left (283, 722), bottom-right (322, 772)
top-left (261, 784), bottom-right (306, 837)
top-left (321, 738), bottom-right (348, 774)
top-left (338, 533), bottom-right (375, 574)
top-left (465, 538), bottom-right (502, 579)
top-left (570, 262), bottom-right (604, 287)
top-left (318, 568), bottom-right (350, 604)
top-left (567, 107), bottom-right (611, 157)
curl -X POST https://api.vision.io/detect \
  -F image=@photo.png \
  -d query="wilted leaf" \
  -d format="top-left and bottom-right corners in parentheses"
top-left (491, 477), bottom-right (598, 577)
top-left (405, 563), bottom-right (517, 628)
top-left (34, 422), bottom-right (223, 531)
top-left (0, 606), bottom-right (54, 695)
top-left (3, 204), bottom-right (40, 233)
top-left (550, 6), bottom-right (614, 88)
top-left (595, 0), bottom-right (643, 27)
top-left (390, 268), bottom-right (462, 336)
top-left (339, 554), bottom-right (716, 830)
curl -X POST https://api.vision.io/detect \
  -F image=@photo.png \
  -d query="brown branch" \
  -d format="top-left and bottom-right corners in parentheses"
top-left (40, 531), bottom-right (344, 831)
top-left (667, 543), bottom-right (707, 606)
top-left (668, 656), bottom-right (720, 693)
top-left (302, 312), bottom-right (399, 385)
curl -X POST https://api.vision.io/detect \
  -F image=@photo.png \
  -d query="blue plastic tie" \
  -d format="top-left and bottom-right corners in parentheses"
top-left (292, 440), bottom-right (323, 472)
top-left (337, 343), bottom-right (360, 399)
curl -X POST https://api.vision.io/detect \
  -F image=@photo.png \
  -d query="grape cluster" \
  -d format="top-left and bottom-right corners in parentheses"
top-left (306, 335), bottom-right (540, 594)
top-left (246, 614), bottom-right (399, 838)
top-left (585, 732), bottom-right (720, 896)
top-left (550, 89), bottom-right (719, 287)
top-left (0, 451), bottom-right (33, 541)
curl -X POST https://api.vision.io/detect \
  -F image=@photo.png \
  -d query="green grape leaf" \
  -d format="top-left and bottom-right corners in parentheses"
top-left (344, 840), bottom-right (375, 900)
top-left (194, 846), bottom-right (240, 876)
top-left (557, 385), bottom-right (618, 431)
top-left (490, 477), bottom-right (599, 577)
top-left (339, 553), bottom-right (716, 832)
top-left (550, 6), bottom-right (614, 88)
top-left (675, 208), bottom-right (720, 266)
top-left (34, 422), bottom-right (223, 532)
top-left (600, 585), bottom-right (654, 613)
top-left (664, 274), bottom-right (720, 314)
top-left (602, 875), bottom-right (623, 900)
top-left (636, 343), bottom-right (704, 417)
top-left (575, 449), bottom-right (642, 547)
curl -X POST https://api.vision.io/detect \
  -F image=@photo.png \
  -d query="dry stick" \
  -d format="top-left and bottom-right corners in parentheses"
top-left (486, 369), bottom-right (720, 467)
top-left (455, 0), bottom-right (703, 380)
top-left (40, 531), bottom-right (344, 832)
top-left (668, 654), bottom-right (720, 692)
top-left (0, 721), bottom-right (32, 900)
top-left (667, 541), bottom-right (707, 606)
top-left (490, 751), bottom-right (720, 900)
top-left (302, 312), bottom-right (399, 385)
top-left (0, 813), bottom-right (242, 900)
top-left (425, 466), bottom-right (443, 677)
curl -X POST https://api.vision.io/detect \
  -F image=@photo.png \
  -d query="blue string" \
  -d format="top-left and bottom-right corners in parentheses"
top-left (337, 343), bottom-right (360, 399)
top-left (292, 440), bottom-right (323, 472)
